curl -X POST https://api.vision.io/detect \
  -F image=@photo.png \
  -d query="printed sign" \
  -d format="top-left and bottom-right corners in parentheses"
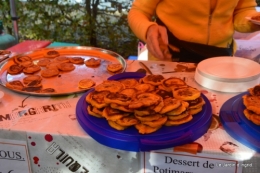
top-left (0, 138), bottom-right (31, 173)
top-left (141, 151), bottom-right (243, 173)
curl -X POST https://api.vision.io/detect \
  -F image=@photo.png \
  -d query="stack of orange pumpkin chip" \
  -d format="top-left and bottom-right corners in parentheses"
top-left (242, 85), bottom-right (260, 125)
top-left (85, 74), bottom-right (205, 134)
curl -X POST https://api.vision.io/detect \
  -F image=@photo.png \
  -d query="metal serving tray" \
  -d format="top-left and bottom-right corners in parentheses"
top-left (0, 50), bottom-right (12, 63)
top-left (0, 46), bottom-right (127, 96)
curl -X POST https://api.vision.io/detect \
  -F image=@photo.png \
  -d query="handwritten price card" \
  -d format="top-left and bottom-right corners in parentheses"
top-left (141, 151), bottom-right (243, 173)
top-left (0, 138), bottom-right (31, 173)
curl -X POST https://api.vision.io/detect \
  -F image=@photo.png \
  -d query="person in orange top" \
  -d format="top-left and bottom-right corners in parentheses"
top-left (128, 0), bottom-right (260, 63)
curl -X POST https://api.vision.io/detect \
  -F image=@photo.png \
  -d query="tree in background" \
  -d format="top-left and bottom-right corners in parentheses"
top-left (0, 0), bottom-right (14, 34)
top-left (1, 0), bottom-right (260, 57)
top-left (0, 0), bottom-right (138, 58)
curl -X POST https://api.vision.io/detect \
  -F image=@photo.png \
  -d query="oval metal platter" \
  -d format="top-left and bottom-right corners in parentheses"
top-left (0, 50), bottom-right (12, 63)
top-left (0, 46), bottom-right (127, 96)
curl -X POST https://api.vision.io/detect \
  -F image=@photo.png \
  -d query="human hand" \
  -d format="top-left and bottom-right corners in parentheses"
top-left (146, 24), bottom-right (172, 60)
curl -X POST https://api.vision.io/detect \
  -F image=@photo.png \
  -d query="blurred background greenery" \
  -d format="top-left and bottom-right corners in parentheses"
top-left (1, 0), bottom-right (260, 58)
top-left (0, 0), bottom-right (138, 58)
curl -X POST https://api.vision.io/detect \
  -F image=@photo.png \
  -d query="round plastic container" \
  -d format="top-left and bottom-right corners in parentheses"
top-left (76, 72), bottom-right (212, 151)
top-left (195, 57), bottom-right (260, 93)
top-left (219, 92), bottom-right (260, 152)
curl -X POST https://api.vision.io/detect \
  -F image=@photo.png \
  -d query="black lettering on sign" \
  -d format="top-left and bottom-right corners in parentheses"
top-left (15, 152), bottom-right (22, 159)
top-left (47, 142), bottom-right (89, 173)
top-left (0, 114), bottom-right (11, 121)
top-left (52, 104), bottom-right (58, 111)
top-left (60, 154), bottom-right (68, 162)
top-left (42, 105), bottom-right (59, 112)
top-left (63, 156), bottom-right (74, 166)
top-left (56, 149), bottom-right (65, 159)
top-left (165, 156), bottom-right (172, 163)
top-left (43, 105), bottom-right (53, 112)
top-left (203, 161), bottom-right (214, 169)
top-left (69, 161), bottom-right (81, 172)
top-left (0, 150), bottom-right (24, 161)
top-left (28, 108), bottom-right (37, 115)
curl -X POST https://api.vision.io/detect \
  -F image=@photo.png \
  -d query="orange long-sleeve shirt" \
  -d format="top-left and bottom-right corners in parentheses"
top-left (128, 0), bottom-right (260, 49)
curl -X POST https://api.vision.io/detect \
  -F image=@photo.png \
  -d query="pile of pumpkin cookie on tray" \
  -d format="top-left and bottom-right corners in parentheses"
top-left (4, 50), bottom-right (124, 93)
top-left (242, 85), bottom-right (260, 125)
top-left (85, 74), bottom-right (206, 134)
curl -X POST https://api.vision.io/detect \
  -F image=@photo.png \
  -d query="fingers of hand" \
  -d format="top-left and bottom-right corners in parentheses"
top-left (158, 25), bottom-right (168, 45)
top-left (157, 26), bottom-right (170, 59)
top-left (146, 25), bottom-right (164, 59)
top-left (160, 45), bottom-right (172, 60)
top-left (146, 24), bottom-right (171, 60)
top-left (147, 43), bottom-right (164, 60)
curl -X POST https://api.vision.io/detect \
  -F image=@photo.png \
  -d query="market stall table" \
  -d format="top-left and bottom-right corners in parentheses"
top-left (0, 59), bottom-right (259, 173)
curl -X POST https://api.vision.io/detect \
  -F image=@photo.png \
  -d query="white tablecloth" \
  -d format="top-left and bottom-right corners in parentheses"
top-left (0, 60), bottom-right (259, 173)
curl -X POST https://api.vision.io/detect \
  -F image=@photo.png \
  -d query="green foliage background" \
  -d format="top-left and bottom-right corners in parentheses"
top-left (0, 0), bottom-right (138, 58)
top-left (1, 0), bottom-right (260, 58)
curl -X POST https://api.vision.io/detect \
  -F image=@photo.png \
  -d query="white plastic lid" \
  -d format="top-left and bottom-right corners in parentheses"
top-left (197, 57), bottom-right (260, 82)
top-left (195, 57), bottom-right (260, 92)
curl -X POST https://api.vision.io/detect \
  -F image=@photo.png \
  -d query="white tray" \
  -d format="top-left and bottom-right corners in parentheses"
top-left (195, 56), bottom-right (260, 92)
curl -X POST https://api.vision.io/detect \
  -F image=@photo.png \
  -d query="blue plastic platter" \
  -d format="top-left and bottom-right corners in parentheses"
top-left (219, 92), bottom-right (260, 152)
top-left (76, 72), bottom-right (212, 152)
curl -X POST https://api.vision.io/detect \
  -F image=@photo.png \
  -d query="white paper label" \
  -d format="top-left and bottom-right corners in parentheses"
top-left (0, 138), bottom-right (31, 173)
top-left (141, 152), bottom-right (243, 173)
